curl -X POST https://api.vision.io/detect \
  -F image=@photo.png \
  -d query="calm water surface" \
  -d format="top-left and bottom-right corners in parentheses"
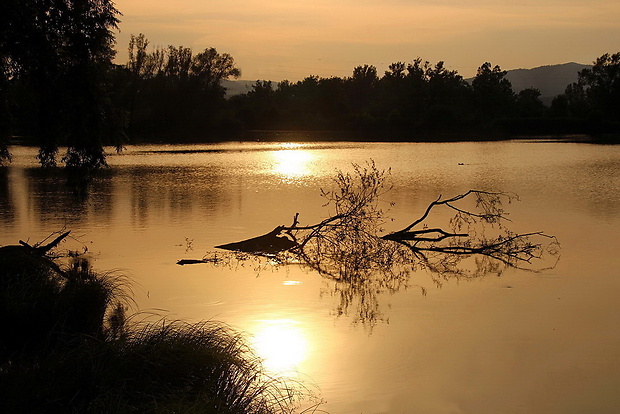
top-left (1, 141), bottom-right (620, 413)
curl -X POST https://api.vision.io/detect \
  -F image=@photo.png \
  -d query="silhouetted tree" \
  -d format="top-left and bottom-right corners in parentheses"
top-left (577, 52), bottom-right (620, 123)
top-left (230, 80), bottom-right (277, 129)
top-left (548, 54), bottom-right (620, 124)
top-left (192, 48), bottom-right (241, 90)
top-left (374, 59), bottom-right (471, 133)
top-left (421, 61), bottom-right (471, 130)
top-left (375, 62), bottom-right (409, 129)
top-left (1, 0), bottom-right (122, 167)
top-left (347, 64), bottom-right (379, 112)
top-left (127, 34), bottom-right (151, 78)
top-left (120, 35), bottom-right (241, 140)
top-left (472, 62), bottom-right (515, 126)
top-left (549, 94), bottom-right (570, 118)
top-left (515, 87), bottom-right (546, 118)
top-left (561, 82), bottom-right (590, 118)
top-left (228, 57), bottom-right (616, 138)
top-left (165, 46), bottom-right (192, 80)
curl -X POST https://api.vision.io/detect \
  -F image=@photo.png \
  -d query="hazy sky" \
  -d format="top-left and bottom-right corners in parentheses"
top-left (113, 0), bottom-right (620, 81)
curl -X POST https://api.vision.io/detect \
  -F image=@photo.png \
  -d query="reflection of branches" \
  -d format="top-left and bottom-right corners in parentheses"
top-left (286, 162), bottom-right (400, 280)
top-left (191, 161), bottom-right (560, 328)
top-left (383, 190), bottom-right (560, 273)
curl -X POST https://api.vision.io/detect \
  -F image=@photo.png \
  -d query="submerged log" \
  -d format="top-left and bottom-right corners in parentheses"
top-left (176, 258), bottom-right (219, 266)
top-left (382, 228), bottom-right (468, 242)
top-left (215, 226), bottom-right (297, 254)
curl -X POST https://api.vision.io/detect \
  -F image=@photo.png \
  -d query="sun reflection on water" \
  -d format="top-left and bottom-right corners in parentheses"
top-left (271, 143), bottom-right (315, 178)
top-left (252, 319), bottom-right (308, 374)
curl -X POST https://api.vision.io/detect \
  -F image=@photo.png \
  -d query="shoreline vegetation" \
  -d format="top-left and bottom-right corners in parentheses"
top-left (0, 232), bottom-right (315, 413)
top-left (2, 0), bottom-right (620, 168)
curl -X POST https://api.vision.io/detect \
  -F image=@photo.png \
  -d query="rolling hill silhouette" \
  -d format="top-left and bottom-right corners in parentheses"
top-left (504, 62), bottom-right (591, 102)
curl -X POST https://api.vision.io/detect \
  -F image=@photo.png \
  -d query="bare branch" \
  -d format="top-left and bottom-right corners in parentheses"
top-left (197, 162), bottom-right (559, 327)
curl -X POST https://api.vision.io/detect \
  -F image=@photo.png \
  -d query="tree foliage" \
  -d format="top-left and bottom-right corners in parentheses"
top-left (577, 53), bottom-right (620, 123)
top-left (230, 53), bottom-right (620, 139)
top-left (230, 59), bottom-right (475, 135)
top-left (1, 0), bottom-right (122, 167)
top-left (471, 62), bottom-right (515, 123)
top-left (2, 5), bottom-right (618, 164)
top-left (550, 52), bottom-right (620, 129)
top-left (118, 33), bottom-right (241, 140)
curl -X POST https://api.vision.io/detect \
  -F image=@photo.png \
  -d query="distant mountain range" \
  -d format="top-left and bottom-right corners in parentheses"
top-left (503, 62), bottom-right (591, 102)
top-left (222, 79), bottom-right (255, 97)
top-left (224, 62), bottom-right (592, 103)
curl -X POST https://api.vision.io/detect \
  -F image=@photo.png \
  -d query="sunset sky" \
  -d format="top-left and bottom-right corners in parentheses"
top-left (113, 0), bottom-right (620, 81)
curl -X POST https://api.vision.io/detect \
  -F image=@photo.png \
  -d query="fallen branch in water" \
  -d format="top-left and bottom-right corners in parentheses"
top-left (214, 226), bottom-right (296, 255)
top-left (176, 257), bottom-right (222, 266)
top-left (16, 230), bottom-right (72, 255)
top-left (211, 170), bottom-right (558, 276)
top-left (379, 190), bottom-right (559, 271)
top-left (183, 162), bottom-right (560, 326)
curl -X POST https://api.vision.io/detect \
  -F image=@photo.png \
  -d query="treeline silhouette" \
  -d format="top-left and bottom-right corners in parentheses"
top-left (228, 56), bottom-right (620, 140)
top-left (109, 46), bottom-right (620, 143)
top-left (106, 44), bottom-right (620, 143)
top-left (112, 34), bottom-right (241, 141)
top-left (2, 0), bottom-right (619, 168)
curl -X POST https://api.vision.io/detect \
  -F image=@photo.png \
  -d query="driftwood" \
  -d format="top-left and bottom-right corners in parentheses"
top-left (177, 163), bottom-right (559, 327)
top-left (176, 226), bottom-right (297, 265)
top-left (0, 231), bottom-right (72, 277)
top-left (207, 190), bottom-right (556, 274)
top-left (180, 165), bottom-right (558, 278)
top-left (176, 258), bottom-right (221, 266)
top-left (214, 226), bottom-right (297, 255)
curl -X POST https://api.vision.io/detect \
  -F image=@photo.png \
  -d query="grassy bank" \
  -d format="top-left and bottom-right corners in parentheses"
top-left (0, 235), bottom-right (312, 413)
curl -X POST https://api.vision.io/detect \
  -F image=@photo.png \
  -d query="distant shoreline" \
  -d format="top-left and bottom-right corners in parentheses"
top-left (7, 132), bottom-right (617, 148)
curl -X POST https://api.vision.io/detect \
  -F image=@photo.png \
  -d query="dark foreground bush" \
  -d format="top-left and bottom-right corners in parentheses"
top-left (1, 320), bottom-right (306, 413)
top-left (0, 236), bottom-right (311, 413)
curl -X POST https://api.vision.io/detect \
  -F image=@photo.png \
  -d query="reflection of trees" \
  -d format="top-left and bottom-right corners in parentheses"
top-left (212, 162), bottom-right (559, 328)
top-left (0, 168), bottom-right (15, 226)
top-left (24, 168), bottom-right (114, 225)
top-left (17, 165), bottom-right (229, 230)
top-left (126, 166), bottom-right (227, 228)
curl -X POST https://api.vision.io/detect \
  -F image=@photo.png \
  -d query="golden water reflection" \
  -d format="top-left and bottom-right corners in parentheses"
top-left (251, 319), bottom-right (308, 374)
top-left (282, 280), bottom-right (302, 286)
top-left (271, 144), bottom-right (315, 178)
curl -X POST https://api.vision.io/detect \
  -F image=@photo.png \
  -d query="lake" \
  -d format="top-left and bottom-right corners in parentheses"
top-left (1, 140), bottom-right (620, 413)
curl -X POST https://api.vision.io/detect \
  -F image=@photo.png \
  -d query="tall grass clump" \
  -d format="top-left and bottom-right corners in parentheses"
top-left (0, 244), bottom-right (129, 356)
top-left (0, 238), bottom-right (312, 413)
